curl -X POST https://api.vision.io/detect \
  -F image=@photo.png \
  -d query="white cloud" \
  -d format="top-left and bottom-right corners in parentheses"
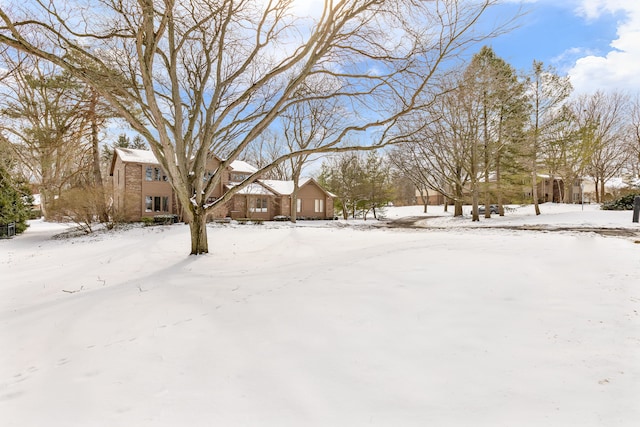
top-left (568, 1), bottom-right (640, 94)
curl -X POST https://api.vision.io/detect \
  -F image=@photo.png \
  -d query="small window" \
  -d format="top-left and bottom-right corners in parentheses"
top-left (146, 166), bottom-right (166, 181)
top-left (147, 195), bottom-right (169, 212)
top-left (250, 197), bottom-right (268, 213)
top-left (230, 173), bottom-right (248, 182)
top-left (314, 199), bottom-right (324, 213)
top-left (297, 198), bottom-right (301, 213)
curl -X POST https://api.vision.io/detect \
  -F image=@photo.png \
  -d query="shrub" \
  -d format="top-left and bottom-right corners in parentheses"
top-left (601, 193), bottom-right (640, 210)
top-left (49, 186), bottom-right (104, 233)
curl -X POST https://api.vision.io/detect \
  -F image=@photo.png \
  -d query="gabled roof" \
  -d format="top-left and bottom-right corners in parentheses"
top-left (229, 160), bottom-right (258, 174)
top-left (259, 178), bottom-right (311, 196)
top-left (225, 182), bottom-right (277, 196)
top-left (115, 148), bottom-right (158, 164)
top-left (259, 177), bottom-right (335, 198)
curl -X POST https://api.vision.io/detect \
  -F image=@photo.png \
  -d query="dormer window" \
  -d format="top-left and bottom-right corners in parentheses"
top-left (230, 172), bottom-right (248, 182)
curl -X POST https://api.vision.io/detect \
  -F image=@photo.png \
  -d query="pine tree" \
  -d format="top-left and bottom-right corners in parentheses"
top-left (0, 161), bottom-right (32, 234)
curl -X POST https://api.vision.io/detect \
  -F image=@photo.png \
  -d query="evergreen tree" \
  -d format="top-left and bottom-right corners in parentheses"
top-left (101, 133), bottom-right (148, 167)
top-left (464, 46), bottom-right (529, 217)
top-left (0, 160), bottom-right (32, 234)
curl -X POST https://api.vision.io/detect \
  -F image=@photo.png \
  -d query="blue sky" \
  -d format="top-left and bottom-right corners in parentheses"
top-left (483, 0), bottom-right (640, 95)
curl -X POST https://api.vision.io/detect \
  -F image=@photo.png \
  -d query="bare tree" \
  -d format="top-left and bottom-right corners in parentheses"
top-left (242, 130), bottom-right (291, 180)
top-left (389, 142), bottom-right (437, 213)
top-left (280, 78), bottom-right (344, 222)
top-left (525, 61), bottom-right (572, 214)
top-left (394, 72), bottom-right (481, 218)
top-left (629, 94), bottom-right (640, 179)
top-left (574, 91), bottom-right (631, 202)
top-left (0, 0), bottom-right (504, 254)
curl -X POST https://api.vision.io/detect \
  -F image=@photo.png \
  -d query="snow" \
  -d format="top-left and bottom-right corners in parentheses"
top-left (260, 178), bottom-right (311, 195)
top-left (229, 160), bottom-right (258, 174)
top-left (114, 147), bottom-right (159, 164)
top-left (1, 203), bottom-right (639, 426)
top-left (225, 182), bottom-right (276, 196)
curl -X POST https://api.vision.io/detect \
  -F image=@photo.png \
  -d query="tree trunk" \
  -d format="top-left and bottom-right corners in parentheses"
top-left (600, 178), bottom-right (606, 203)
top-left (290, 174), bottom-right (300, 223)
top-left (189, 211), bottom-right (208, 255)
top-left (454, 184), bottom-right (463, 217)
top-left (89, 90), bottom-right (109, 223)
top-left (454, 200), bottom-right (463, 216)
top-left (472, 138), bottom-right (479, 222)
top-left (532, 169), bottom-right (540, 215)
top-left (40, 187), bottom-right (51, 220)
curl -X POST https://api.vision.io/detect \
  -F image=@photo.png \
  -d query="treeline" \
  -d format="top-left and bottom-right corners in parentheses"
top-left (0, 54), bottom-right (148, 232)
top-left (320, 47), bottom-right (640, 220)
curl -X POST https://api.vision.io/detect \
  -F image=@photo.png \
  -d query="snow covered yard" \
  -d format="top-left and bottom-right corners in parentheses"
top-left (1, 204), bottom-right (639, 426)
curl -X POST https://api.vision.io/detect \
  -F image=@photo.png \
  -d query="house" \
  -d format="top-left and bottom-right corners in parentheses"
top-left (109, 148), bottom-right (334, 221)
top-left (529, 175), bottom-right (592, 204)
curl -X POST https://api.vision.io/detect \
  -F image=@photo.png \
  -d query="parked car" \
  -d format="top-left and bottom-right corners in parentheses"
top-left (478, 204), bottom-right (499, 214)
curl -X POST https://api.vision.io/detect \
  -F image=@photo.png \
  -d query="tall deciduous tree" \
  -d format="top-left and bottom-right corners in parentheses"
top-left (0, 0), bottom-right (503, 254)
top-left (279, 78), bottom-right (343, 222)
top-left (391, 72), bottom-right (479, 216)
top-left (525, 61), bottom-right (572, 214)
top-left (628, 95), bottom-right (640, 179)
top-left (539, 104), bottom-right (587, 203)
top-left (0, 58), bottom-right (92, 220)
top-left (574, 91), bottom-right (630, 203)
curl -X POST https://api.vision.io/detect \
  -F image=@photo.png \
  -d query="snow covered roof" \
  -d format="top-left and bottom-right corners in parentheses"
top-left (229, 160), bottom-right (258, 174)
top-left (259, 178), bottom-right (311, 195)
top-left (115, 148), bottom-right (158, 164)
top-left (226, 182), bottom-right (277, 196)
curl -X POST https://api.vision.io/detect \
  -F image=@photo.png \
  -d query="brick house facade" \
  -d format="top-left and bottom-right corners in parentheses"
top-left (109, 148), bottom-right (334, 221)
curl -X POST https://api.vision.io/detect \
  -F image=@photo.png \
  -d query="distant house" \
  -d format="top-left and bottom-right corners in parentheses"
top-left (109, 148), bottom-right (334, 221)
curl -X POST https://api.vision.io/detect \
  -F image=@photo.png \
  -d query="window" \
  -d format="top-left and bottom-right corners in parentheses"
top-left (145, 166), bottom-right (166, 181)
top-left (297, 198), bottom-right (301, 213)
top-left (250, 197), bottom-right (268, 213)
top-left (145, 196), bottom-right (170, 212)
top-left (314, 199), bottom-right (324, 213)
top-left (230, 172), bottom-right (248, 182)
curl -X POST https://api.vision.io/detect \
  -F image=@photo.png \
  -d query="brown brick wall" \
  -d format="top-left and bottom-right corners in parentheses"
top-left (124, 164), bottom-right (142, 220)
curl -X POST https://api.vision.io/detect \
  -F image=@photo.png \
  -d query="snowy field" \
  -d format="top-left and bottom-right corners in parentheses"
top-left (1, 203), bottom-right (639, 426)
